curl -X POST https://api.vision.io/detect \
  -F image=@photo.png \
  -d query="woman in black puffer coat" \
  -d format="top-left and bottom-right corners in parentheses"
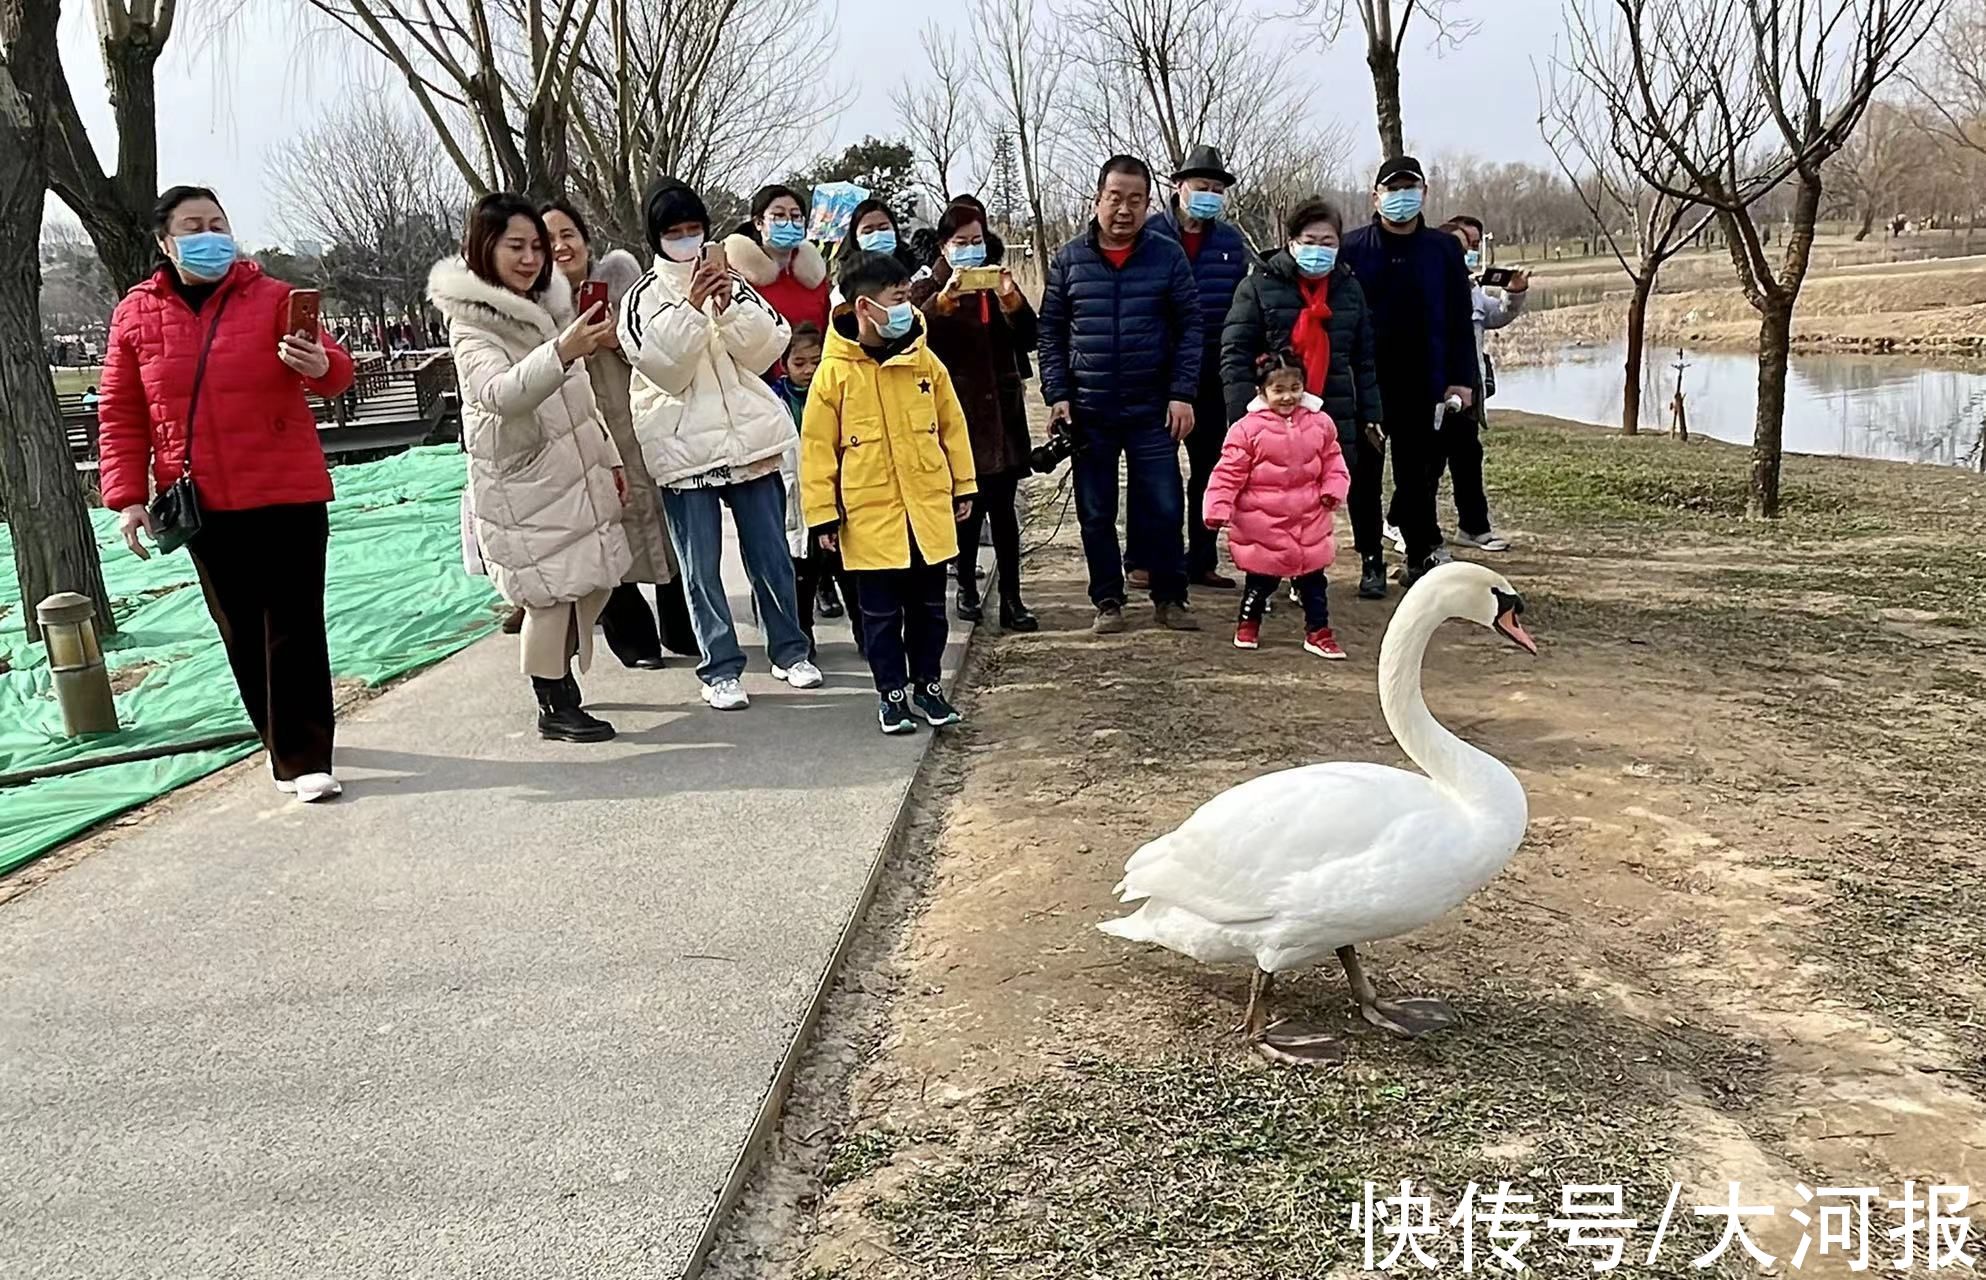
top-left (1220, 198), bottom-right (1383, 464)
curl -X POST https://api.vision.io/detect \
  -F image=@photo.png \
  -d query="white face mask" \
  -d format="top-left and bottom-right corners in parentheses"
top-left (661, 235), bottom-right (703, 263)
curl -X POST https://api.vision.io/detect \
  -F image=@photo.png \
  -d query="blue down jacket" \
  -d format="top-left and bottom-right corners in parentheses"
top-left (1037, 221), bottom-right (1202, 426)
top-left (1146, 203), bottom-right (1251, 374)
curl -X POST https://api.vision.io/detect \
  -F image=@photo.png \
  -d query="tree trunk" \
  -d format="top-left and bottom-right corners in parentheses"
top-left (1853, 201), bottom-right (1876, 242)
top-left (1621, 271), bottom-right (1655, 436)
top-left (43, 16), bottom-right (164, 291)
top-left (1750, 299), bottom-right (1793, 519)
top-left (1367, 46), bottom-right (1405, 158)
top-left (0, 0), bottom-right (116, 639)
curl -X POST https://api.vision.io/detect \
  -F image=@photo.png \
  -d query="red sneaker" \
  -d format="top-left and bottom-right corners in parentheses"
top-left (1233, 619), bottom-right (1261, 650)
top-left (1304, 627), bottom-right (1347, 660)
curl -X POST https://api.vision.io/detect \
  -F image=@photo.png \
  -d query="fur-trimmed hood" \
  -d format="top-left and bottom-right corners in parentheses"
top-left (428, 256), bottom-right (576, 341)
top-left (589, 248), bottom-right (645, 309)
top-left (721, 232), bottom-right (827, 290)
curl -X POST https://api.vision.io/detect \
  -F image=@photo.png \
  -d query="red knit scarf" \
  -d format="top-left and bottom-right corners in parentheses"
top-left (1289, 275), bottom-right (1334, 397)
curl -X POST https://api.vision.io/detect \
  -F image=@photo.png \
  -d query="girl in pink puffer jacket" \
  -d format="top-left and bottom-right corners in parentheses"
top-left (1203, 349), bottom-right (1353, 659)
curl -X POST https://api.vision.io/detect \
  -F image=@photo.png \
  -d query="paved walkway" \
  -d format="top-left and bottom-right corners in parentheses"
top-left (0, 543), bottom-right (962, 1278)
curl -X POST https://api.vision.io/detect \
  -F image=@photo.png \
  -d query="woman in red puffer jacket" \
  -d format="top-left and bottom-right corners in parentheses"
top-left (98, 184), bottom-right (356, 804)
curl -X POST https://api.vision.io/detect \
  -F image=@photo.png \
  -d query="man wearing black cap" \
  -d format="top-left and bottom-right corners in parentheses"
top-left (1144, 142), bottom-right (1251, 591)
top-left (1340, 155), bottom-right (1478, 596)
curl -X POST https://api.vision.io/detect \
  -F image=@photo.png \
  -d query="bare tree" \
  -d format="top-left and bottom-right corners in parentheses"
top-left (973, 0), bottom-right (1065, 265)
top-left (1826, 99), bottom-right (1920, 239)
top-left (1541, 47), bottom-right (1715, 435)
top-left (1905, 0), bottom-right (1986, 162)
top-left (1, 0), bottom-right (116, 636)
top-left (893, 23), bottom-right (979, 209)
top-left (43, 0), bottom-right (176, 290)
top-left (1298, 0), bottom-right (1476, 157)
top-left (1565, 0), bottom-right (1942, 517)
top-left (270, 98), bottom-right (467, 337)
top-left (1060, 0), bottom-right (1352, 248)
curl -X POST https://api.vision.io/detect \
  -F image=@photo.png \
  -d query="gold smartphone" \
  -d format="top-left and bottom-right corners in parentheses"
top-left (954, 266), bottom-right (1002, 292)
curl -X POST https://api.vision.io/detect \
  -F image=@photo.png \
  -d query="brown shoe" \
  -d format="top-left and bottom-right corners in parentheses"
top-left (1155, 602), bottom-right (1202, 631)
top-left (1092, 604), bottom-right (1128, 635)
top-left (1127, 568), bottom-right (1152, 591)
top-left (1193, 570), bottom-right (1237, 589)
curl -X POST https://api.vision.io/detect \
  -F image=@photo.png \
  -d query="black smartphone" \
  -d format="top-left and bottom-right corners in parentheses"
top-left (1480, 266), bottom-right (1518, 289)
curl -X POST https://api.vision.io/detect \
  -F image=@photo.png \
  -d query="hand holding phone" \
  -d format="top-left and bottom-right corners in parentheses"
top-left (282, 288), bottom-right (322, 339)
top-left (1480, 266), bottom-right (1518, 289)
top-left (577, 280), bottom-right (610, 320)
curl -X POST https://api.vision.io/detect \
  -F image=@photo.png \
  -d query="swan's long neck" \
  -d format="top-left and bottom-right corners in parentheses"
top-left (1377, 596), bottom-right (1527, 835)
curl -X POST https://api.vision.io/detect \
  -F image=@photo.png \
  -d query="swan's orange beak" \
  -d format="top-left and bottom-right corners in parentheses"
top-left (1495, 608), bottom-right (1537, 654)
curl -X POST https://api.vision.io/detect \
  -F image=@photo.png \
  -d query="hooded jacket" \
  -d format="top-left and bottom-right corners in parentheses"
top-left (98, 260), bottom-right (354, 513)
top-left (722, 232), bottom-right (831, 335)
top-left (617, 253), bottom-right (794, 486)
top-left (800, 309), bottom-right (977, 572)
top-left (1202, 394), bottom-right (1351, 579)
top-left (428, 258), bottom-right (630, 610)
top-left (1220, 251), bottom-right (1384, 444)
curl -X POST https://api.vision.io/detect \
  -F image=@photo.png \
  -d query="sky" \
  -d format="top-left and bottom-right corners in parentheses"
top-left (52, 0), bottom-right (1565, 249)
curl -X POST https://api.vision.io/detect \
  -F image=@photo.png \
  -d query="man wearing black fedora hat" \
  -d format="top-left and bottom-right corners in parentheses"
top-left (1144, 142), bottom-right (1252, 592)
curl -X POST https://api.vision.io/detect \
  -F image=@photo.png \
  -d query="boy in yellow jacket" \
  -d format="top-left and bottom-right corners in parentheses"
top-left (802, 251), bottom-right (978, 734)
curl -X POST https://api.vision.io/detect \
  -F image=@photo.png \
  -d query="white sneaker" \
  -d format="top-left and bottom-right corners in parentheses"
top-left (1456, 529), bottom-right (1511, 552)
top-left (773, 659), bottom-right (823, 689)
top-left (294, 772), bottom-right (343, 803)
top-left (701, 677), bottom-right (750, 710)
top-left (1384, 522), bottom-right (1407, 553)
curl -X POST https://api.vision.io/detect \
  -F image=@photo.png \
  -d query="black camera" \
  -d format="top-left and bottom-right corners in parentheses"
top-left (1030, 421), bottom-right (1081, 474)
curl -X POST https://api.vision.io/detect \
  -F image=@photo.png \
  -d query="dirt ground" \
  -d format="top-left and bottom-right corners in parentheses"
top-left (1508, 259), bottom-right (1986, 362)
top-left (705, 414), bottom-right (1986, 1280)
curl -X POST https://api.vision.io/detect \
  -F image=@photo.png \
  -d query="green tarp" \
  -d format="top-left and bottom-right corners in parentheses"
top-left (0, 445), bottom-right (500, 873)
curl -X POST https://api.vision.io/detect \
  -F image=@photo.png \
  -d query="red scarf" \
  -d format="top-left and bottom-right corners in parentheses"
top-left (1289, 274), bottom-right (1333, 397)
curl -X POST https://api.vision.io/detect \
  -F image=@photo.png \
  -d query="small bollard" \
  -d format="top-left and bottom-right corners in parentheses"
top-left (36, 592), bottom-right (120, 736)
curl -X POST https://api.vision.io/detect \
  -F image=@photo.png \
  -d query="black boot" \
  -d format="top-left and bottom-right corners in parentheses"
top-left (816, 573), bottom-right (844, 620)
top-left (533, 675), bottom-right (615, 743)
top-left (999, 594), bottom-right (1039, 633)
top-left (1358, 555), bottom-right (1388, 600)
top-left (956, 576), bottom-right (984, 623)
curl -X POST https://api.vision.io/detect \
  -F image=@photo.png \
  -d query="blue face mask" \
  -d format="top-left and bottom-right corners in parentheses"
top-left (1184, 190), bottom-right (1226, 220)
top-left (172, 231), bottom-right (237, 281)
top-left (766, 220), bottom-right (806, 250)
top-left (947, 242), bottom-right (987, 269)
top-left (869, 299), bottom-right (916, 339)
top-left (1378, 187), bottom-right (1424, 223)
top-left (1464, 248), bottom-right (1483, 271)
top-left (857, 228), bottom-right (897, 254)
top-left (1291, 244), bottom-right (1337, 277)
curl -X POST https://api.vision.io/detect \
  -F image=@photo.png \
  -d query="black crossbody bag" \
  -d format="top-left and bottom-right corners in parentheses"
top-left (149, 290), bottom-right (234, 554)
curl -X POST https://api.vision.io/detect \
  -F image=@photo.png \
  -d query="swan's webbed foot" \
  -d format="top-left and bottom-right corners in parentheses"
top-left (1360, 996), bottom-right (1461, 1038)
top-left (1256, 1019), bottom-right (1348, 1066)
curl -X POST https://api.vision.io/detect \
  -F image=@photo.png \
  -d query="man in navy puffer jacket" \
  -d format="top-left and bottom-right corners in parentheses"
top-left (1038, 154), bottom-right (1205, 635)
top-left (1144, 143), bottom-right (1251, 591)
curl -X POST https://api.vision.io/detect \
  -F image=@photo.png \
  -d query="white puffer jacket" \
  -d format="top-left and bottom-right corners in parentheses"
top-left (429, 258), bottom-right (631, 609)
top-left (616, 254), bottom-right (794, 486)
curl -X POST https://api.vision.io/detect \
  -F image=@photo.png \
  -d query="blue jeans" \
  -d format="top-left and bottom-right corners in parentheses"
top-left (1072, 417), bottom-right (1187, 607)
top-left (660, 473), bottom-right (811, 684)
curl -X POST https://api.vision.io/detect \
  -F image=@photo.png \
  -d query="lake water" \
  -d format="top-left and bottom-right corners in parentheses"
top-left (1493, 343), bottom-right (1986, 468)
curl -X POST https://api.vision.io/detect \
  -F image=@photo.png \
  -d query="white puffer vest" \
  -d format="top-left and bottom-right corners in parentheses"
top-left (428, 258), bottom-right (631, 609)
top-left (616, 254), bottom-right (795, 486)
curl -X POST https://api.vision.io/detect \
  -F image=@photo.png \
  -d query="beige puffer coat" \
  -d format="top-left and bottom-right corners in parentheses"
top-left (429, 257), bottom-right (631, 610)
top-left (585, 249), bottom-right (676, 585)
top-left (616, 254), bottom-right (794, 487)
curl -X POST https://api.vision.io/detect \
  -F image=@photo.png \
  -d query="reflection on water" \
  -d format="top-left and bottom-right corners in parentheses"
top-left (1493, 343), bottom-right (1986, 468)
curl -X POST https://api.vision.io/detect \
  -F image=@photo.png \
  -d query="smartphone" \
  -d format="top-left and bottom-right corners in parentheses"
top-left (954, 266), bottom-right (1003, 292)
top-left (283, 289), bottom-right (322, 339)
top-left (1480, 266), bottom-right (1518, 289)
top-left (577, 280), bottom-right (610, 319)
top-left (701, 241), bottom-right (728, 273)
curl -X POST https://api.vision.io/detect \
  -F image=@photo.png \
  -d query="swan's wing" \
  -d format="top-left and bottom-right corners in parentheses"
top-left (1115, 762), bottom-right (1463, 927)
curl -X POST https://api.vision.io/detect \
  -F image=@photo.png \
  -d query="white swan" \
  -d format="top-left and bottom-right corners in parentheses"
top-left (1098, 561), bottom-right (1537, 1065)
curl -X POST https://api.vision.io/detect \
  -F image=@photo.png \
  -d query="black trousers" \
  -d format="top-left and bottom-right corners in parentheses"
top-left (955, 469), bottom-right (1026, 603)
top-left (599, 580), bottom-right (700, 664)
top-left (1351, 383), bottom-right (1444, 565)
top-left (795, 545), bottom-right (860, 658)
top-left (1437, 404), bottom-right (1491, 536)
top-left (1241, 572), bottom-right (1329, 631)
top-left (1126, 371), bottom-right (1229, 579)
top-left (852, 545), bottom-right (950, 694)
top-left (187, 503), bottom-right (335, 781)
